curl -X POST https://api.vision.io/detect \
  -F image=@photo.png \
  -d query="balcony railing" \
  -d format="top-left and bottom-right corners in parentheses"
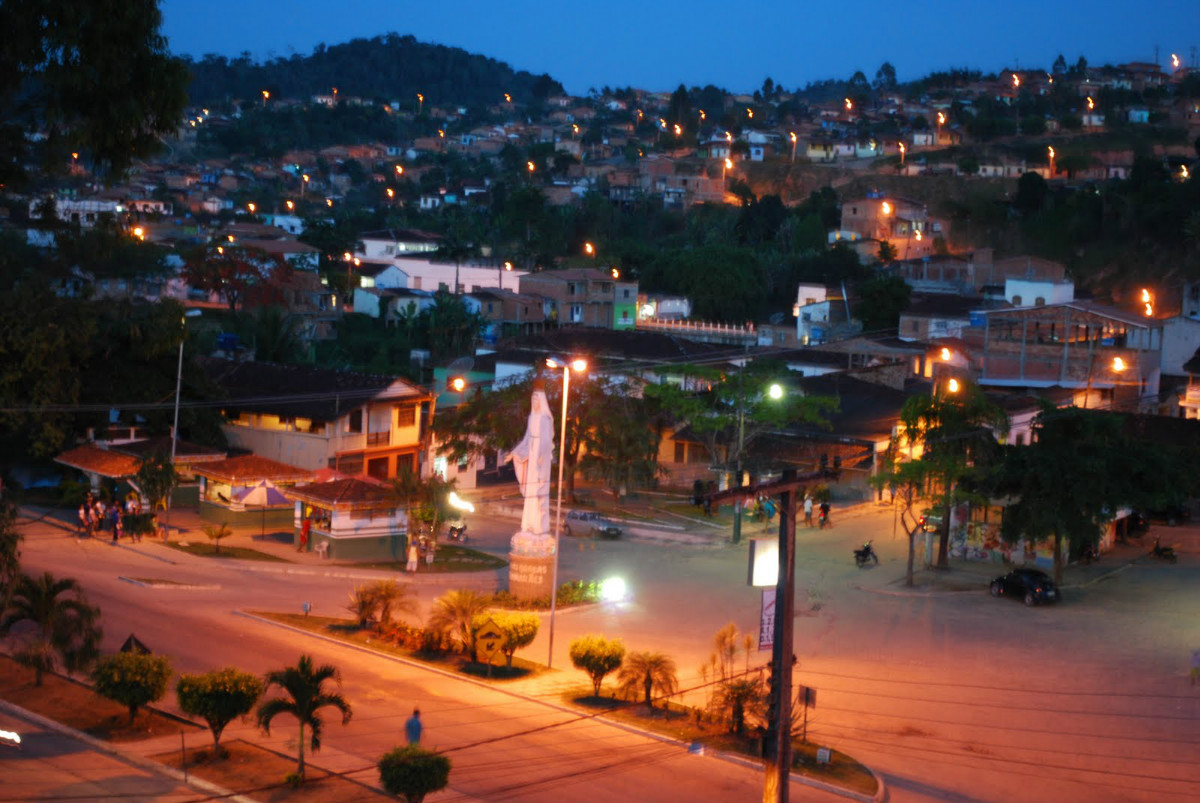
top-left (366, 431), bottom-right (390, 447)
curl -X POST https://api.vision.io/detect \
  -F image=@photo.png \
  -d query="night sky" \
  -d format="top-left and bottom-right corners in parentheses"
top-left (161, 0), bottom-right (1200, 95)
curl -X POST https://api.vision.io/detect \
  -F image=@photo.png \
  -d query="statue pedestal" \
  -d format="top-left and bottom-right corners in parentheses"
top-left (508, 531), bottom-right (556, 600)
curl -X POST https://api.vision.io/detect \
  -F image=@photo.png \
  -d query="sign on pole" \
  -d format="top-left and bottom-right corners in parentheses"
top-left (475, 618), bottom-right (507, 677)
top-left (758, 588), bottom-right (776, 651)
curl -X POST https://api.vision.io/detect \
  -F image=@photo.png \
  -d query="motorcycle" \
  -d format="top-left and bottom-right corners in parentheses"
top-left (854, 540), bottom-right (879, 568)
top-left (818, 503), bottom-right (831, 529)
top-left (446, 521), bottom-right (468, 543)
top-left (1149, 538), bottom-right (1177, 564)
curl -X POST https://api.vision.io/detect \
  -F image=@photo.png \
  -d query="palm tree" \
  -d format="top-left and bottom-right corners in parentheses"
top-left (0, 572), bottom-right (102, 686)
top-left (345, 580), bottom-right (417, 634)
top-left (202, 523), bottom-right (233, 555)
top-left (255, 655), bottom-right (353, 781)
top-left (427, 589), bottom-right (491, 663)
top-left (616, 651), bottom-right (678, 709)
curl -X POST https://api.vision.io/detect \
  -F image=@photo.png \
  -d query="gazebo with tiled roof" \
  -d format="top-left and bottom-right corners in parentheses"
top-left (55, 444), bottom-right (141, 487)
top-left (193, 455), bottom-right (312, 526)
top-left (283, 478), bottom-right (407, 561)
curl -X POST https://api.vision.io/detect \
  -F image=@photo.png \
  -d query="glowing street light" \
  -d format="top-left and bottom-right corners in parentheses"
top-left (611, 268), bottom-right (620, 279)
top-left (881, 201), bottom-right (893, 215)
top-left (1142, 288), bottom-right (1154, 317)
top-left (527, 160), bottom-right (536, 174)
top-left (325, 198), bottom-right (333, 208)
top-left (898, 141), bottom-right (906, 165)
top-left (132, 226), bottom-right (145, 241)
top-left (941, 347), bottom-right (952, 361)
top-left (261, 89), bottom-right (269, 103)
top-left (790, 131), bottom-right (798, 163)
top-left (417, 92), bottom-right (424, 114)
top-left (1171, 53), bottom-right (1181, 70)
top-left (746, 107), bottom-right (753, 119)
top-left (386, 188), bottom-right (395, 199)
top-left (395, 165), bottom-right (404, 176)
top-left (584, 242), bottom-right (595, 257)
top-left (1112, 357), bottom-right (1127, 373)
top-left (723, 157), bottom-right (733, 182)
top-left (544, 356), bottom-right (588, 669)
top-left (1012, 73), bottom-right (1020, 90)
top-left (699, 109), bottom-right (706, 121)
top-left (673, 124), bottom-right (682, 136)
top-left (504, 92), bottom-right (512, 103)
top-left (844, 98), bottom-right (853, 112)
top-left (1182, 165), bottom-right (1190, 181)
top-left (1087, 96), bottom-right (1095, 111)
top-left (1048, 146), bottom-right (1055, 176)
top-left (947, 378), bottom-right (961, 394)
top-left (247, 202), bottom-right (256, 214)
top-left (285, 200), bottom-right (294, 211)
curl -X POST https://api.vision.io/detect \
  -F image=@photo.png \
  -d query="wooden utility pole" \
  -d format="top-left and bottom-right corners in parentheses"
top-left (709, 467), bottom-right (829, 803)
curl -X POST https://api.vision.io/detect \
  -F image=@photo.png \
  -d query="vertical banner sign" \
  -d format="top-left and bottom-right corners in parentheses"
top-left (759, 587), bottom-right (776, 651)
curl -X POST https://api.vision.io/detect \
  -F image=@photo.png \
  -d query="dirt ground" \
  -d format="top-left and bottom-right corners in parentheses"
top-left (153, 740), bottom-right (390, 802)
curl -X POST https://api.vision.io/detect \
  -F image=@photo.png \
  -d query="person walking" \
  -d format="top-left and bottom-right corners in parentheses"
top-left (406, 540), bottom-right (420, 573)
top-left (803, 495), bottom-right (813, 528)
top-left (78, 503), bottom-right (91, 537)
top-left (405, 708), bottom-right (423, 745)
top-left (819, 500), bottom-right (832, 529)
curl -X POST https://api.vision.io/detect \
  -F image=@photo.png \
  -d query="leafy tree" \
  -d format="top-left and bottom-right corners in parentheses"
top-left (569, 634), bottom-right (625, 697)
top-left (201, 523), bottom-right (233, 555)
top-left (616, 651), bottom-right (678, 709)
top-left (0, 0), bottom-right (188, 184)
top-left (578, 376), bottom-right (662, 500)
top-left (894, 382), bottom-right (1008, 568)
top-left (378, 745), bottom-right (452, 803)
top-left (135, 451), bottom-right (177, 514)
top-left (0, 572), bottom-right (102, 685)
top-left (390, 468), bottom-right (456, 541)
top-left (876, 240), bottom-right (898, 265)
top-left (91, 652), bottom-right (172, 724)
top-left (475, 611), bottom-right (538, 669)
top-left (994, 406), bottom-right (1170, 585)
top-left (873, 62), bottom-right (898, 91)
top-left (183, 243), bottom-right (291, 314)
top-left (1013, 172), bottom-right (1048, 216)
top-left (346, 580), bottom-right (417, 634)
top-left (855, 274), bottom-right (911, 332)
top-left (416, 291), bottom-right (485, 363)
top-left (427, 590), bottom-right (491, 663)
top-left (256, 654), bottom-right (353, 782)
top-left (177, 667), bottom-right (265, 754)
top-left (0, 500), bottom-right (22, 605)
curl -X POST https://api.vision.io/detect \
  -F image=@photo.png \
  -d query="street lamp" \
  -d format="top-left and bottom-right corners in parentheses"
top-left (164, 309), bottom-right (203, 540)
top-left (1048, 146), bottom-right (1055, 178)
top-left (789, 132), bottom-right (797, 163)
top-left (732, 377), bottom-right (784, 545)
top-left (545, 355), bottom-right (587, 669)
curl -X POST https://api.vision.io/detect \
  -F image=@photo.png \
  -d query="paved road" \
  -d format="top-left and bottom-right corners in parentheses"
top-left (8, 519), bottom-right (838, 803)
top-left (0, 708), bottom-right (196, 803)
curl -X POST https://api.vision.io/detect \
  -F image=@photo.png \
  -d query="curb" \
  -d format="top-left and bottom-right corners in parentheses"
top-left (0, 697), bottom-right (255, 803)
top-left (119, 576), bottom-right (221, 591)
top-left (225, 562), bottom-right (503, 586)
top-left (235, 611), bottom-right (882, 801)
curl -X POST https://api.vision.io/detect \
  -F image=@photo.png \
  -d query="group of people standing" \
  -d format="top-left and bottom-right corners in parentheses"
top-left (77, 492), bottom-right (146, 543)
top-left (405, 536), bottom-right (436, 572)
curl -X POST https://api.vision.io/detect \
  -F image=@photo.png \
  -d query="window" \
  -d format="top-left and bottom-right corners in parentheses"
top-left (348, 410), bottom-right (363, 433)
top-left (1034, 297), bottom-right (1045, 306)
top-left (1012, 295), bottom-right (1023, 306)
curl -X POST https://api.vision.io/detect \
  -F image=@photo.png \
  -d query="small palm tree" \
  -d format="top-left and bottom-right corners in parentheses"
top-left (0, 572), bottom-right (102, 686)
top-left (202, 523), bottom-right (233, 555)
top-left (255, 655), bottom-right (352, 781)
top-left (616, 651), bottom-right (678, 709)
top-left (346, 580), bottom-right (416, 634)
top-left (427, 589), bottom-right (491, 662)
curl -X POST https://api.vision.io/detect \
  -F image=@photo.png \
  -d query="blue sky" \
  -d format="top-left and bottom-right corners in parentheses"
top-left (161, 1), bottom-right (1200, 95)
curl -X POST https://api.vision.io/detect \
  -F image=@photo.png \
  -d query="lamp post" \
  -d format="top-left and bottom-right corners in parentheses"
top-left (731, 373), bottom-right (783, 546)
top-left (545, 356), bottom-right (587, 669)
top-left (164, 309), bottom-right (202, 540)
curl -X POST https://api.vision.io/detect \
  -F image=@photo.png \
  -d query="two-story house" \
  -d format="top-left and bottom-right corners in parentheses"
top-left (198, 357), bottom-right (435, 481)
top-left (519, 268), bottom-right (638, 329)
top-left (464, 288), bottom-right (548, 341)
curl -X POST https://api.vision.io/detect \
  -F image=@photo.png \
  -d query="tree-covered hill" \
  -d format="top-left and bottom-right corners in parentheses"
top-left (182, 33), bottom-right (563, 108)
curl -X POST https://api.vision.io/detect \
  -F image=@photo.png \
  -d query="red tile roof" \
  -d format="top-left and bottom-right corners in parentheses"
top-left (192, 455), bottom-right (312, 484)
top-left (55, 445), bottom-right (141, 478)
top-left (284, 478), bottom-right (394, 509)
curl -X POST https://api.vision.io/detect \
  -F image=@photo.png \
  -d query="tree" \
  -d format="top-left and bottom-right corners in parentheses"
top-left (346, 580), bottom-right (417, 634)
top-left (0, 501), bottom-right (22, 606)
top-left (873, 62), bottom-right (898, 92)
top-left (91, 652), bottom-right (172, 724)
top-left (177, 667), bottom-right (264, 755)
top-left (477, 611), bottom-right (539, 669)
top-left (855, 274), bottom-right (911, 332)
top-left (135, 450), bottom-right (177, 514)
top-left (378, 745), bottom-right (452, 803)
top-left (1014, 172), bottom-right (1048, 216)
top-left (895, 382), bottom-right (1008, 568)
top-left (703, 623), bottom-right (763, 735)
top-left (427, 590), bottom-right (491, 663)
top-left (202, 523), bottom-right (233, 555)
top-left (578, 375), bottom-right (662, 500)
top-left (0, 0), bottom-right (188, 185)
top-left (875, 240), bottom-right (898, 265)
top-left (569, 635), bottom-right (625, 697)
top-left (871, 437), bottom-right (932, 587)
top-left (616, 651), bottom-right (678, 709)
top-left (390, 469), bottom-right (456, 542)
top-left (256, 654), bottom-right (353, 782)
top-left (183, 243), bottom-right (290, 314)
top-left (0, 572), bottom-right (102, 685)
top-left (993, 406), bottom-right (1170, 585)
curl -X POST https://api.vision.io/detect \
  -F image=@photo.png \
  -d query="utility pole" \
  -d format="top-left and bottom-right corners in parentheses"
top-left (709, 467), bottom-right (822, 803)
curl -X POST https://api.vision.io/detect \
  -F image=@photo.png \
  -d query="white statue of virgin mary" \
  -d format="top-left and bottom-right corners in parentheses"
top-left (506, 379), bottom-right (555, 539)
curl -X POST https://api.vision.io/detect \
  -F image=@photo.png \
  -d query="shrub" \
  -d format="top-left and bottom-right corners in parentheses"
top-left (616, 651), bottom-right (677, 709)
top-left (473, 611), bottom-right (538, 669)
top-left (569, 635), bottom-right (625, 697)
top-left (91, 652), bottom-right (173, 724)
top-left (378, 744), bottom-right (451, 803)
top-left (176, 667), bottom-right (264, 753)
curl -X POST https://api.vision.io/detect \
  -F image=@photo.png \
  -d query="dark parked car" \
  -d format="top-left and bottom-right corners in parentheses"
top-left (562, 510), bottom-right (622, 538)
top-left (990, 568), bottom-right (1060, 606)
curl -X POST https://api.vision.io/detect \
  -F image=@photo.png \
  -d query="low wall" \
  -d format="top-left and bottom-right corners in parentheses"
top-left (199, 501), bottom-right (295, 529)
top-left (301, 529), bottom-right (409, 562)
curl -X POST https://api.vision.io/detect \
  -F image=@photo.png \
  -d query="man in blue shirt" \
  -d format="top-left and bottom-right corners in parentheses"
top-left (405, 708), bottom-right (422, 745)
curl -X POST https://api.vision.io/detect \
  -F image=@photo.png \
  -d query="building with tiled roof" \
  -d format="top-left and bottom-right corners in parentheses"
top-left (197, 358), bottom-right (435, 482)
top-left (284, 478), bottom-right (406, 561)
top-left (55, 445), bottom-right (141, 482)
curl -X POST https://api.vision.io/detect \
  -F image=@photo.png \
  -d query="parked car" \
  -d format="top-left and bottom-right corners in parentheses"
top-left (561, 510), bottom-right (622, 539)
top-left (919, 507), bottom-right (945, 533)
top-left (989, 568), bottom-right (1060, 606)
